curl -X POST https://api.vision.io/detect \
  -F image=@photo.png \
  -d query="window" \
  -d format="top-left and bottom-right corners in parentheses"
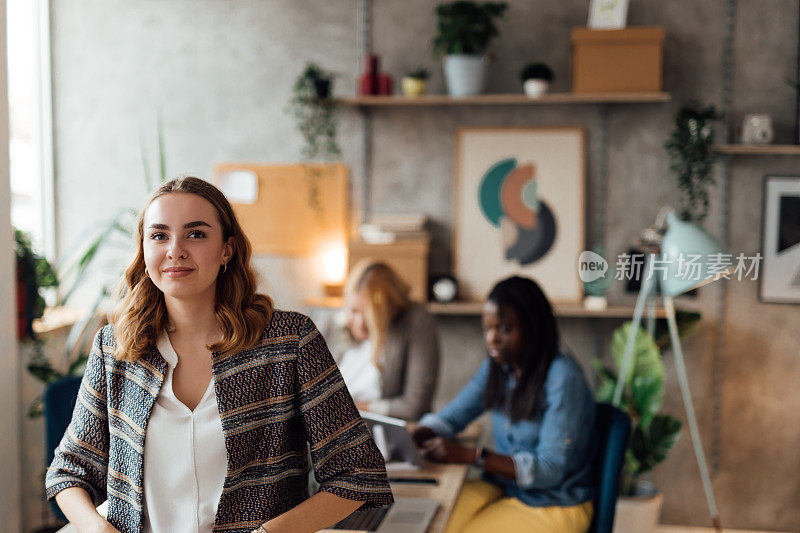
top-left (7, 0), bottom-right (54, 258)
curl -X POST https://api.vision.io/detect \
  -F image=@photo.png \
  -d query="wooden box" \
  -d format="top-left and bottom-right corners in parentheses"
top-left (571, 26), bottom-right (664, 93)
top-left (348, 237), bottom-right (430, 302)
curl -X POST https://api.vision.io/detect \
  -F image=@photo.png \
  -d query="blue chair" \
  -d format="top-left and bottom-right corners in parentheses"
top-left (44, 375), bottom-right (84, 522)
top-left (587, 403), bottom-right (631, 533)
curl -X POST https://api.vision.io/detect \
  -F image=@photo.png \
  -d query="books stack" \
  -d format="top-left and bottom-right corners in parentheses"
top-left (358, 213), bottom-right (428, 244)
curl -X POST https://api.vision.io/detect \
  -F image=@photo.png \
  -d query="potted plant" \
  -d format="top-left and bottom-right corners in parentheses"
top-left (14, 229), bottom-right (58, 341)
top-left (402, 67), bottom-right (430, 97)
top-left (287, 62), bottom-right (341, 161)
top-left (593, 322), bottom-right (684, 533)
top-left (519, 62), bottom-right (554, 98)
top-left (581, 245), bottom-right (613, 310)
top-left (432, 1), bottom-right (508, 97)
top-left (664, 102), bottom-right (723, 225)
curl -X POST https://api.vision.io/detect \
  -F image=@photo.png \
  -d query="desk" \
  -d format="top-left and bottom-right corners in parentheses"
top-left (387, 462), bottom-right (470, 533)
top-left (318, 462), bottom-right (469, 533)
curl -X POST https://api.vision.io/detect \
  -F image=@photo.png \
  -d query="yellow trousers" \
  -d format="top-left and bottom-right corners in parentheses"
top-left (443, 480), bottom-right (593, 533)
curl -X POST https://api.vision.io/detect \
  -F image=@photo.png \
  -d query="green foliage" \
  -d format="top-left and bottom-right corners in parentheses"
top-left (664, 102), bottom-right (723, 225)
top-left (519, 62), bottom-right (554, 82)
top-left (594, 321), bottom-right (686, 494)
top-left (286, 62), bottom-right (341, 161)
top-left (23, 117), bottom-right (167, 417)
top-left (14, 228), bottom-right (58, 338)
top-left (406, 66), bottom-right (430, 80)
top-left (653, 310), bottom-right (702, 352)
top-left (432, 1), bottom-right (508, 57)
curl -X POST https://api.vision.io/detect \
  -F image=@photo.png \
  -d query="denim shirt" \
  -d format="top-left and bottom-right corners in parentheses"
top-left (420, 353), bottom-right (596, 507)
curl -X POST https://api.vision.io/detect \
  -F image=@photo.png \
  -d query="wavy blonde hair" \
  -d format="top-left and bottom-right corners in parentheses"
top-left (111, 176), bottom-right (273, 362)
top-left (344, 259), bottom-right (412, 370)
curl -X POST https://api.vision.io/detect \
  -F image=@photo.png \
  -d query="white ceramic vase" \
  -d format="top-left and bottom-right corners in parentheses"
top-left (443, 54), bottom-right (488, 97)
top-left (523, 78), bottom-right (550, 98)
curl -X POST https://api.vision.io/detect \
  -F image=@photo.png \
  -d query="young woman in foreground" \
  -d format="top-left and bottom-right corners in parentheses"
top-left (46, 177), bottom-right (392, 533)
top-left (412, 276), bottom-right (596, 533)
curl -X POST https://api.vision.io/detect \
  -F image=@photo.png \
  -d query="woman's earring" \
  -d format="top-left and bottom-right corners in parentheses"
top-left (144, 268), bottom-right (149, 277)
top-left (222, 263), bottom-right (227, 274)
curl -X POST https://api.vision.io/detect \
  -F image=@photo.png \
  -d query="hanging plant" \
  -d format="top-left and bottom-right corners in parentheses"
top-left (664, 103), bottom-right (723, 225)
top-left (286, 62), bottom-right (341, 161)
top-left (285, 62), bottom-right (342, 213)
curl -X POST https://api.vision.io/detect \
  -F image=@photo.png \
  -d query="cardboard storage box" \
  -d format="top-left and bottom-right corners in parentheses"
top-left (348, 237), bottom-right (430, 302)
top-left (571, 26), bottom-right (664, 93)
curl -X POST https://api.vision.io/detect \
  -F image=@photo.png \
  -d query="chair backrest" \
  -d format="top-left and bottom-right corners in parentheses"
top-left (44, 375), bottom-right (84, 522)
top-left (587, 403), bottom-right (631, 533)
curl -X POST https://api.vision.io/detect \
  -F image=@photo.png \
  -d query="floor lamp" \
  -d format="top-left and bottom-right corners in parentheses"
top-left (613, 209), bottom-right (730, 532)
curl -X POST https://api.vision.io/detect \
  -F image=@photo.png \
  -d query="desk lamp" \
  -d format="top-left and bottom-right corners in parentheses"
top-left (613, 208), bottom-right (731, 532)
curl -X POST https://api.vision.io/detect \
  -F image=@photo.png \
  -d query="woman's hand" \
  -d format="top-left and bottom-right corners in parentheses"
top-left (409, 425), bottom-right (436, 447)
top-left (421, 437), bottom-right (475, 464)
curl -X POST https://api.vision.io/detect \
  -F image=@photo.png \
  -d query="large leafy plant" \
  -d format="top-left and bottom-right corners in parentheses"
top-left (594, 322), bottom-right (685, 495)
top-left (664, 103), bottom-right (723, 225)
top-left (21, 119), bottom-right (168, 417)
top-left (432, 1), bottom-right (508, 57)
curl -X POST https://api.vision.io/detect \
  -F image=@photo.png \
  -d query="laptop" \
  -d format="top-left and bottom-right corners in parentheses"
top-left (359, 411), bottom-right (425, 469)
top-left (328, 497), bottom-right (439, 533)
top-left (324, 412), bottom-right (438, 532)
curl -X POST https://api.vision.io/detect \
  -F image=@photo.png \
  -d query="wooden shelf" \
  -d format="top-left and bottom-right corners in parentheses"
top-left (336, 92), bottom-right (672, 107)
top-left (428, 301), bottom-right (666, 318)
top-left (304, 297), bottom-right (665, 319)
top-left (32, 306), bottom-right (85, 334)
top-left (713, 144), bottom-right (800, 155)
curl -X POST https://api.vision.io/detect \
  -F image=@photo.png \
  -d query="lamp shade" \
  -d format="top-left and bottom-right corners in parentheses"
top-left (659, 212), bottom-right (731, 296)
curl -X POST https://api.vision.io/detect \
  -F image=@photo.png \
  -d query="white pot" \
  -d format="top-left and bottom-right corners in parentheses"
top-left (583, 295), bottom-right (608, 310)
top-left (523, 78), bottom-right (550, 98)
top-left (613, 493), bottom-right (664, 533)
top-left (443, 54), bottom-right (488, 97)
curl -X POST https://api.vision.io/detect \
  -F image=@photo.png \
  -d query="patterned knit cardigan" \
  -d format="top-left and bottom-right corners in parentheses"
top-left (45, 310), bottom-right (394, 533)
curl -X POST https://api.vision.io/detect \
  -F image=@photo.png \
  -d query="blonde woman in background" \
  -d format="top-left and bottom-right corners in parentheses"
top-left (337, 259), bottom-right (440, 420)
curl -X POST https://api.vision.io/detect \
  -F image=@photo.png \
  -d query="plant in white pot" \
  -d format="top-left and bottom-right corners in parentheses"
top-left (432, 1), bottom-right (507, 97)
top-left (593, 319), bottom-right (698, 533)
top-left (520, 62), bottom-right (554, 98)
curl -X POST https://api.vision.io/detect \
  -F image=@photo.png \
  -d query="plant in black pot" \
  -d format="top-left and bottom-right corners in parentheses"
top-left (432, 1), bottom-right (508, 97)
top-left (519, 62), bottom-right (554, 98)
top-left (287, 62), bottom-right (341, 161)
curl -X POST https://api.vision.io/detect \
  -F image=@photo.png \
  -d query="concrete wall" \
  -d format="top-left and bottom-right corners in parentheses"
top-left (41, 0), bottom-right (800, 531)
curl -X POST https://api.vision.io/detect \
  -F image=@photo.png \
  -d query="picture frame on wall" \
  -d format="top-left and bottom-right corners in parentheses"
top-left (454, 127), bottom-right (586, 304)
top-left (587, 0), bottom-right (629, 29)
top-left (760, 174), bottom-right (800, 304)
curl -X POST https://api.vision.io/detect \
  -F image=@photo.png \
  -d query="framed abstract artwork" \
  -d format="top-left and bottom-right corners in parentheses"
top-left (454, 127), bottom-right (586, 304)
top-left (760, 175), bottom-right (800, 303)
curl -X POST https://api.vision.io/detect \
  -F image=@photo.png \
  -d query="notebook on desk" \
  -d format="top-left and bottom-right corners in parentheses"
top-left (327, 497), bottom-right (439, 533)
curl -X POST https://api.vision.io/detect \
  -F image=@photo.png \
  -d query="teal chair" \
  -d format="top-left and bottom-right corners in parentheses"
top-left (44, 375), bottom-right (84, 522)
top-left (587, 403), bottom-right (631, 533)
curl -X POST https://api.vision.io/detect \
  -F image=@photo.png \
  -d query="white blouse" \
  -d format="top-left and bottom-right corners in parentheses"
top-left (142, 331), bottom-right (227, 533)
top-left (337, 339), bottom-right (381, 402)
